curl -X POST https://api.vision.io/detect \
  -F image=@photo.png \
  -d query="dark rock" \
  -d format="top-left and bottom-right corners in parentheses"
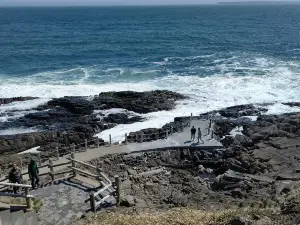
top-left (121, 195), bottom-right (135, 207)
top-left (94, 90), bottom-right (186, 114)
top-left (219, 104), bottom-right (266, 118)
top-left (47, 97), bottom-right (94, 115)
top-left (0, 97), bottom-right (38, 105)
top-left (228, 216), bottom-right (253, 225)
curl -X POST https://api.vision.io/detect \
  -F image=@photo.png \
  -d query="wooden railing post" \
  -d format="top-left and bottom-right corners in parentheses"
top-left (56, 147), bottom-right (59, 160)
top-left (209, 119), bottom-right (212, 129)
top-left (72, 143), bottom-right (75, 153)
top-left (49, 159), bottom-right (54, 184)
top-left (135, 133), bottom-right (138, 143)
top-left (115, 175), bottom-right (121, 207)
top-left (211, 129), bottom-right (214, 139)
top-left (171, 126), bottom-right (173, 135)
top-left (125, 133), bottom-right (128, 145)
top-left (109, 135), bottom-right (112, 146)
top-left (97, 137), bottom-right (100, 148)
top-left (25, 187), bottom-right (32, 210)
top-left (89, 192), bottom-right (96, 212)
top-left (71, 153), bottom-right (76, 177)
top-left (85, 139), bottom-right (88, 151)
top-left (19, 158), bottom-right (23, 180)
top-left (166, 130), bottom-right (168, 139)
top-left (140, 133), bottom-right (143, 143)
top-left (38, 152), bottom-right (42, 166)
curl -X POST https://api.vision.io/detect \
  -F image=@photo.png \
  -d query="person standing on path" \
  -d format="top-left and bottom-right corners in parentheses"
top-left (191, 126), bottom-right (196, 141)
top-left (8, 162), bottom-right (22, 194)
top-left (197, 127), bottom-right (204, 144)
top-left (28, 158), bottom-right (40, 189)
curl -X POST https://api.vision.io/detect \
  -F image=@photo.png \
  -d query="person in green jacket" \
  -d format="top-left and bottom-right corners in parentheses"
top-left (28, 158), bottom-right (39, 189)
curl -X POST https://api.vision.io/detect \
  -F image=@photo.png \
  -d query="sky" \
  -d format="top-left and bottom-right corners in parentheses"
top-left (0, 0), bottom-right (298, 6)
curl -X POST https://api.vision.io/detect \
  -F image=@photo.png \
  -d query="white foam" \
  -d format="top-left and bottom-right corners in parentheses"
top-left (241, 116), bottom-right (258, 121)
top-left (0, 127), bottom-right (39, 135)
top-left (0, 99), bottom-right (50, 123)
top-left (229, 126), bottom-right (244, 137)
top-left (0, 54), bottom-right (300, 138)
top-left (265, 103), bottom-right (300, 115)
top-left (93, 108), bottom-right (141, 122)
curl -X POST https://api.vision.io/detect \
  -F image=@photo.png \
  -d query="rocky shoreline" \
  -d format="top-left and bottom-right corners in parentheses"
top-left (1, 91), bottom-right (300, 224)
top-left (74, 109), bottom-right (300, 224)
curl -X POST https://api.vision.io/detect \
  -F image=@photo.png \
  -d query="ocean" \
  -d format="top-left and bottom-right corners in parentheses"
top-left (1, 5), bottom-right (300, 140)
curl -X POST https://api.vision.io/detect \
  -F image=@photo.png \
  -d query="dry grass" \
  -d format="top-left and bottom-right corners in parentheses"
top-left (77, 208), bottom-right (247, 225)
top-left (0, 196), bottom-right (43, 212)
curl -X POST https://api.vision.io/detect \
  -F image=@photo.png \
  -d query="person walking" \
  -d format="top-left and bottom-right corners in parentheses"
top-left (28, 158), bottom-right (39, 189)
top-left (8, 162), bottom-right (22, 194)
top-left (197, 127), bottom-right (204, 144)
top-left (191, 126), bottom-right (196, 141)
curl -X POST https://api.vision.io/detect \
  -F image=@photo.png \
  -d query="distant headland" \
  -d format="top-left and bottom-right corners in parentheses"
top-left (217, 1), bottom-right (300, 4)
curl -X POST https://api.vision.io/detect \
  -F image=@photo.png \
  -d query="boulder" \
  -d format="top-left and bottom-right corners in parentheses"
top-left (228, 216), bottom-right (253, 225)
top-left (93, 90), bottom-right (186, 114)
top-left (47, 97), bottom-right (94, 114)
top-left (121, 195), bottom-right (135, 207)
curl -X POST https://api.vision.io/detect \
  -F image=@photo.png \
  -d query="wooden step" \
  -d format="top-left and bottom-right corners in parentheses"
top-left (0, 209), bottom-right (10, 225)
top-left (10, 210), bottom-right (24, 225)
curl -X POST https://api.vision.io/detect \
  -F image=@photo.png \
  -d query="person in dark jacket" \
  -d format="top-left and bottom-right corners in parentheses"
top-left (28, 159), bottom-right (39, 189)
top-left (190, 126), bottom-right (196, 141)
top-left (8, 162), bottom-right (22, 194)
top-left (197, 127), bottom-right (204, 144)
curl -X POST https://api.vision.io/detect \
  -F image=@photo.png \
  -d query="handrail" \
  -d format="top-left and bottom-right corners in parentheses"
top-left (71, 167), bottom-right (99, 179)
top-left (51, 161), bottom-right (71, 168)
top-left (0, 192), bottom-right (33, 198)
top-left (68, 158), bottom-right (97, 169)
top-left (0, 182), bottom-right (31, 188)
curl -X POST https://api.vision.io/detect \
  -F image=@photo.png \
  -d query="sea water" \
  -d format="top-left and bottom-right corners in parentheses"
top-left (0, 5), bottom-right (300, 140)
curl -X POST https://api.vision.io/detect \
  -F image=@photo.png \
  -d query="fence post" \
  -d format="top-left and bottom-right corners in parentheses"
top-left (166, 130), bottom-right (168, 139)
top-left (38, 152), bottom-right (42, 166)
top-left (211, 129), bottom-right (214, 139)
top-left (171, 126), bottom-right (173, 135)
top-left (49, 159), bottom-right (54, 184)
top-left (19, 157), bottom-right (23, 171)
top-left (140, 133), bottom-right (143, 143)
top-left (115, 175), bottom-right (121, 207)
top-left (97, 137), bottom-right (100, 148)
top-left (72, 143), bottom-right (75, 153)
top-left (109, 134), bottom-right (112, 146)
top-left (56, 147), bottom-right (59, 160)
top-left (85, 139), bottom-right (88, 151)
top-left (125, 133), bottom-right (128, 145)
top-left (209, 119), bottom-right (212, 129)
top-left (25, 187), bottom-right (32, 211)
top-left (135, 133), bottom-right (138, 142)
top-left (71, 152), bottom-right (76, 177)
top-left (89, 192), bottom-right (96, 212)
